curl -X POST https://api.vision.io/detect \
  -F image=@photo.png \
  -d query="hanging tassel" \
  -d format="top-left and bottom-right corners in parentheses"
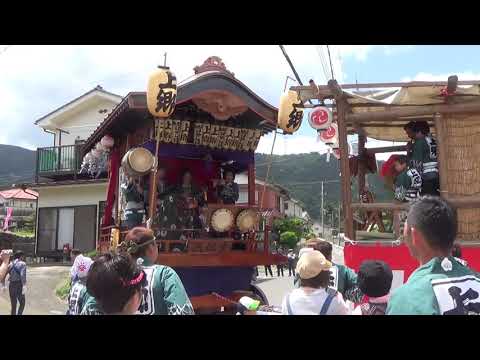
top-left (326, 148), bottom-right (331, 163)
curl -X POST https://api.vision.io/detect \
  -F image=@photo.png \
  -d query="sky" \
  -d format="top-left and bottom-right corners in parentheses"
top-left (1, 45), bottom-right (480, 156)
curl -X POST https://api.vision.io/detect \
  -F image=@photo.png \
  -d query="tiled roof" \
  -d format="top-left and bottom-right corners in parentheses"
top-left (0, 188), bottom-right (38, 200)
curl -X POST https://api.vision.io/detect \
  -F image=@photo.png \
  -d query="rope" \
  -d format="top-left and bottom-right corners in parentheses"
top-left (211, 292), bottom-right (239, 306)
top-left (327, 45), bottom-right (335, 80)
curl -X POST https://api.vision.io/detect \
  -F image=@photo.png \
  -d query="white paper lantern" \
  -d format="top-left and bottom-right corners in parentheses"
top-left (278, 90), bottom-right (303, 134)
top-left (308, 106), bottom-right (332, 131)
top-left (101, 135), bottom-right (114, 148)
top-left (319, 123), bottom-right (338, 147)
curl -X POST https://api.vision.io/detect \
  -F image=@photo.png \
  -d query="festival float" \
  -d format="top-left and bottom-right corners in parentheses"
top-left (80, 56), bottom-right (287, 313)
top-left (288, 76), bottom-right (480, 288)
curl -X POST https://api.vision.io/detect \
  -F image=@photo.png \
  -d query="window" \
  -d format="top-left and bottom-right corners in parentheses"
top-left (238, 191), bottom-right (248, 204)
top-left (37, 206), bottom-right (97, 253)
top-left (276, 195), bottom-right (281, 211)
top-left (284, 202), bottom-right (289, 210)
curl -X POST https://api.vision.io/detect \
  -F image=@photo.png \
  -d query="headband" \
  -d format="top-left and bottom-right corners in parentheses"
top-left (118, 237), bottom-right (156, 255)
top-left (122, 271), bottom-right (145, 287)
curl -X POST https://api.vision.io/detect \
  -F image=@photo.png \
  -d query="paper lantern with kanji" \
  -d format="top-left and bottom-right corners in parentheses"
top-left (278, 90), bottom-right (304, 134)
top-left (308, 106), bottom-right (332, 131)
top-left (147, 66), bottom-right (177, 118)
top-left (319, 123), bottom-right (339, 147)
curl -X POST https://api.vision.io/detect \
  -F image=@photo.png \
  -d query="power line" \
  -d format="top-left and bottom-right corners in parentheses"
top-left (326, 45), bottom-right (335, 80)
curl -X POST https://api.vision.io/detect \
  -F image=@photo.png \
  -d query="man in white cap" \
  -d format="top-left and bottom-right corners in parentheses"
top-left (67, 255), bottom-right (93, 315)
top-left (281, 250), bottom-right (349, 315)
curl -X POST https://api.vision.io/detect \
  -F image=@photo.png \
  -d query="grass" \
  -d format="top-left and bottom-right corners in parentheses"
top-left (12, 229), bottom-right (34, 238)
top-left (55, 276), bottom-right (71, 301)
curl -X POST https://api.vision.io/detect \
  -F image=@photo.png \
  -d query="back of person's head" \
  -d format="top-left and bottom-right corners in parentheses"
top-left (14, 250), bottom-right (24, 260)
top-left (404, 121), bottom-right (416, 132)
top-left (296, 250), bottom-right (332, 289)
top-left (407, 196), bottom-right (457, 252)
top-left (74, 256), bottom-right (93, 280)
top-left (71, 249), bottom-right (81, 257)
top-left (121, 227), bottom-right (156, 259)
top-left (306, 239), bottom-right (333, 261)
top-left (395, 155), bottom-right (408, 165)
top-left (414, 121), bottom-right (430, 135)
top-left (357, 260), bottom-right (393, 298)
top-left (86, 252), bottom-right (146, 314)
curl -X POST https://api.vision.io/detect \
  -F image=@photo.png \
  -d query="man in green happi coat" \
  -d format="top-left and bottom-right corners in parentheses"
top-left (387, 196), bottom-right (480, 315)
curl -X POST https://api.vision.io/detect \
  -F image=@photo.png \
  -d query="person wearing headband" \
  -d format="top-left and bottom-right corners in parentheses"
top-left (82, 227), bottom-right (194, 315)
top-left (82, 253), bottom-right (146, 315)
top-left (67, 256), bottom-right (93, 315)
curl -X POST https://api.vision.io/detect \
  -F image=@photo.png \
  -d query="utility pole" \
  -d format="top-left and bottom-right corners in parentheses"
top-left (321, 181), bottom-right (324, 238)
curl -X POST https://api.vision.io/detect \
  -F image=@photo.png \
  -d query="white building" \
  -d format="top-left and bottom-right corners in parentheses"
top-left (31, 86), bottom-right (123, 258)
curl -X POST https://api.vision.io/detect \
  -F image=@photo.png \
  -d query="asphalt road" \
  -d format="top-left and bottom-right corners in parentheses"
top-left (255, 244), bottom-right (345, 307)
top-left (0, 244), bottom-right (345, 314)
top-left (0, 265), bottom-right (69, 315)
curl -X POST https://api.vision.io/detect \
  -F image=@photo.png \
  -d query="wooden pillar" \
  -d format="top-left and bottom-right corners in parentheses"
top-left (248, 163), bottom-right (256, 206)
top-left (337, 99), bottom-right (354, 240)
top-left (356, 126), bottom-right (366, 196)
top-left (434, 113), bottom-right (448, 196)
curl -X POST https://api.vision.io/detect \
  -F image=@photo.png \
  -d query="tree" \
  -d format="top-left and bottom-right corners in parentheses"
top-left (280, 231), bottom-right (298, 249)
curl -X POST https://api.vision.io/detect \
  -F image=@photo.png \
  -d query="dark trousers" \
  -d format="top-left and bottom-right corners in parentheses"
top-left (288, 262), bottom-right (296, 276)
top-left (9, 282), bottom-right (25, 315)
top-left (277, 265), bottom-right (284, 277)
top-left (264, 265), bottom-right (273, 277)
top-left (421, 177), bottom-right (440, 197)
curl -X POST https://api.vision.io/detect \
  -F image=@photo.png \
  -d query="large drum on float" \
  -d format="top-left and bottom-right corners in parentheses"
top-left (121, 147), bottom-right (155, 177)
top-left (211, 208), bottom-right (234, 232)
top-left (236, 209), bottom-right (259, 233)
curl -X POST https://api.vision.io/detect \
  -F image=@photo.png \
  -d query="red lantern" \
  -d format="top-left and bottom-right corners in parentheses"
top-left (319, 123), bottom-right (338, 146)
top-left (308, 106), bottom-right (332, 130)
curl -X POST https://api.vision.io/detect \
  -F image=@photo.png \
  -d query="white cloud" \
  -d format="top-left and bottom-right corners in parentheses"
top-left (0, 44), bottom-right (410, 150)
top-left (401, 71), bottom-right (480, 82)
top-left (257, 133), bottom-right (328, 155)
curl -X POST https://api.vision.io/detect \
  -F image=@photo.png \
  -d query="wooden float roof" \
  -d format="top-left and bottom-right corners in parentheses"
top-left (292, 79), bottom-right (480, 141)
top-left (83, 61), bottom-right (278, 153)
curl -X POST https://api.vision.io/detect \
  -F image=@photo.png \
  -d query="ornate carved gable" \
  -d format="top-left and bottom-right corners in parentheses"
top-left (194, 56), bottom-right (235, 77)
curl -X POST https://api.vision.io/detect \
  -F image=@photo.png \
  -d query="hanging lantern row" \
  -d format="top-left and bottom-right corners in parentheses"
top-left (278, 90), bottom-right (304, 134)
top-left (80, 135), bottom-right (115, 178)
top-left (147, 66), bottom-right (177, 119)
top-left (308, 106), bottom-right (332, 131)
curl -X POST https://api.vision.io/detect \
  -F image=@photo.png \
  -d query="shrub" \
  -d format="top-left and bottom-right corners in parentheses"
top-left (55, 277), bottom-right (71, 301)
top-left (280, 231), bottom-right (299, 249)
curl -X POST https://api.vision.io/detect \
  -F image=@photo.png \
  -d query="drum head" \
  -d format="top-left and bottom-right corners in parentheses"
top-left (211, 208), bottom-right (234, 232)
top-left (236, 209), bottom-right (259, 233)
top-left (129, 148), bottom-right (154, 174)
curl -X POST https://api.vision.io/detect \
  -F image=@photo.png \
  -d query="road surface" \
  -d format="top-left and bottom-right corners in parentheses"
top-left (0, 244), bottom-right (345, 314)
top-left (0, 265), bottom-right (69, 315)
top-left (255, 244), bottom-right (344, 307)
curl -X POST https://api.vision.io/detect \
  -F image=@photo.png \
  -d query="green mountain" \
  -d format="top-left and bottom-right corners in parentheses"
top-left (254, 152), bottom-right (393, 221)
top-left (0, 145), bottom-right (36, 188)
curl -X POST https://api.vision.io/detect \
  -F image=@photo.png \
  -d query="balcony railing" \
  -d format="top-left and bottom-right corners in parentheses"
top-left (36, 144), bottom-right (83, 179)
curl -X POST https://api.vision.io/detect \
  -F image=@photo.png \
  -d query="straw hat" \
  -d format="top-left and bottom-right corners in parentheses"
top-left (296, 250), bottom-right (332, 280)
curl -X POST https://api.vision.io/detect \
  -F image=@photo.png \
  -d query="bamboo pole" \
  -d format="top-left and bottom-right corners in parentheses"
top-left (351, 202), bottom-right (409, 211)
top-left (148, 119), bottom-right (161, 221)
top-left (329, 80), bottom-right (354, 240)
top-left (291, 79), bottom-right (480, 92)
top-left (433, 113), bottom-right (448, 195)
top-left (346, 102), bottom-right (480, 123)
top-left (366, 145), bottom-right (407, 154)
top-left (356, 126), bottom-right (366, 195)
